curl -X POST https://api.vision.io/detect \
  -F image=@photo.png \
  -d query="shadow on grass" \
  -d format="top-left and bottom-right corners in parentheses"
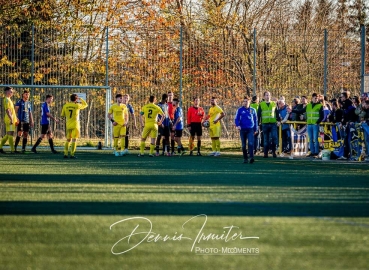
top-left (1, 201), bottom-right (368, 217)
top-left (1, 172), bottom-right (368, 188)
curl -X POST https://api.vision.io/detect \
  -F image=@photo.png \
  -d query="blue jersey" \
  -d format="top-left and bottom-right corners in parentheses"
top-left (173, 106), bottom-right (184, 130)
top-left (126, 103), bottom-right (134, 114)
top-left (234, 106), bottom-right (257, 131)
top-left (157, 102), bottom-right (171, 127)
top-left (15, 99), bottom-right (32, 123)
top-left (41, 102), bottom-right (50, 125)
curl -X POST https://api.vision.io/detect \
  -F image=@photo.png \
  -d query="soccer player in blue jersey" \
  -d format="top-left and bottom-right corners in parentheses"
top-left (172, 98), bottom-right (186, 155)
top-left (156, 93), bottom-right (171, 156)
top-left (31, 94), bottom-right (59, 154)
top-left (122, 94), bottom-right (137, 154)
top-left (14, 90), bottom-right (34, 153)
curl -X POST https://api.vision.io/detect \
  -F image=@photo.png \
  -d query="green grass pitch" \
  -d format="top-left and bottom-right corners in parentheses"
top-left (0, 150), bottom-right (368, 270)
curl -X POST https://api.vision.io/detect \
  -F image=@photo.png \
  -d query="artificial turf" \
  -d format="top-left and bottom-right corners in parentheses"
top-left (0, 150), bottom-right (368, 269)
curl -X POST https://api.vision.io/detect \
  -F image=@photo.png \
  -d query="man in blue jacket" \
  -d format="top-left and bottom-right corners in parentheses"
top-left (235, 96), bottom-right (258, 163)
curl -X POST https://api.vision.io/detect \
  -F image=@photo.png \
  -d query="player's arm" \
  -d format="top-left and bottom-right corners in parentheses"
top-left (187, 108), bottom-right (192, 127)
top-left (107, 109), bottom-right (116, 126)
top-left (124, 109), bottom-right (129, 126)
top-left (214, 109), bottom-right (225, 124)
top-left (5, 100), bottom-right (15, 124)
top-left (252, 109), bottom-right (258, 133)
top-left (79, 98), bottom-right (88, 109)
top-left (234, 108), bottom-right (240, 129)
top-left (29, 108), bottom-right (34, 127)
top-left (61, 106), bottom-right (66, 118)
top-left (46, 112), bottom-right (59, 122)
top-left (129, 107), bottom-right (137, 128)
top-left (139, 111), bottom-right (145, 126)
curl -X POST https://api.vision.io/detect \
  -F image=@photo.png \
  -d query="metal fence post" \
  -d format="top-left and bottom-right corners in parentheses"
top-left (253, 28), bottom-right (257, 96)
top-left (30, 24), bottom-right (35, 145)
top-left (323, 29), bottom-right (328, 96)
top-left (361, 25), bottom-right (366, 94)
top-left (179, 25), bottom-right (183, 106)
top-left (105, 27), bottom-right (111, 148)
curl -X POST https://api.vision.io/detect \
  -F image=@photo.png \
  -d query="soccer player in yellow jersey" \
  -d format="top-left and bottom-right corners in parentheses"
top-left (108, 93), bottom-right (129, 156)
top-left (139, 95), bottom-right (165, 157)
top-left (61, 94), bottom-right (88, 159)
top-left (0, 87), bottom-right (18, 154)
top-left (207, 97), bottom-right (225, 156)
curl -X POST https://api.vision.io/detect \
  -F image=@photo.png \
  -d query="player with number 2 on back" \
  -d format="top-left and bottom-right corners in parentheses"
top-left (138, 95), bottom-right (165, 157)
top-left (61, 94), bottom-right (88, 159)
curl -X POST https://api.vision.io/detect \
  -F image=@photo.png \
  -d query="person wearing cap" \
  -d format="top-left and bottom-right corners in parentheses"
top-left (0, 87), bottom-right (18, 154)
top-left (14, 90), bottom-right (34, 153)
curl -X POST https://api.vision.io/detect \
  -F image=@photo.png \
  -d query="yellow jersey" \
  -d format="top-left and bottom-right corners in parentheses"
top-left (61, 98), bottom-right (88, 129)
top-left (140, 103), bottom-right (164, 126)
top-left (3, 97), bottom-right (17, 124)
top-left (208, 105), bottom-right (224, 126)
top-left (108, 103), bottom-right (128, 126)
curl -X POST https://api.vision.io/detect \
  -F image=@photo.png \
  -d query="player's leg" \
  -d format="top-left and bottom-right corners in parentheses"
top-left (21, 123), bottom-right (30, 153)
top-left (176, 130), bottom-right (185, 155)
top-left (140, 126), bottom-right (150, 155)
top-left (170, 122), bottom-right (175, 154)
top-left (7, 130), bottom-right (15, 153)
top-left (0, 133), bottom-right (9, 153)
top-left (149, 126), bottom-right (159, 156)
top-left (213, 125), bottom-right (221, 156)
top-left (156, 126), bottom-right (163, 155)
top-left (195, 123), bottom-right (203, 155)
top-left (32, 125), bottom-right (46, 153)
top-left (47, 128), bottom-right (58, 153)
top-left (1, 124), bottom-right (15, 153)
top-left (70, 128), bottom-right (80, 158)
top-left (125, 126), bottom-right (130, 151)
top-left (113, 125), bottom-right (121, 155)
top-left (119, 126), bottom-right (127, 156)
top-left (64, 129), bottom-right (72, 157)
top-left (14, 125), bottom-right (23, 152)
top-left (163, 127), bottom-right (170, 155)
top-left (189, 123), bottom-right (195, 155)
top-left (113, 125), bottom-right (122, 156)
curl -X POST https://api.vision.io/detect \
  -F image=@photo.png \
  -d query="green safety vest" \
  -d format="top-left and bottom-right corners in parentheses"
top-left (250, 103), bottom-right (259, 111)
top-left (260, 101), bottom-right (276, 124)
top-left (306, 103), bottom-right (322, 124)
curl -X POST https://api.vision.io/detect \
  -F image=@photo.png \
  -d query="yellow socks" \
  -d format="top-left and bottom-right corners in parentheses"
top-left (64, 141), bottom-right (70, 156)
top-left (120, 137), bottom-right (126, 150)
top-left (0, 135), bottom-right (8, 148)
top-left (8, 136), bottom-right (14, 152)
top-left (113, 138), bottom-right (119, 151)
top-left (150, 144), bottom-right (155, 155)
top-left (216, 139), bottom-right (220, 152)
top-left (140, 141), bottom-right (145, 154)
top-left (71, 142), bottom-right (77, 156)
top-left (211, 139), bottom-right (216, 151)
